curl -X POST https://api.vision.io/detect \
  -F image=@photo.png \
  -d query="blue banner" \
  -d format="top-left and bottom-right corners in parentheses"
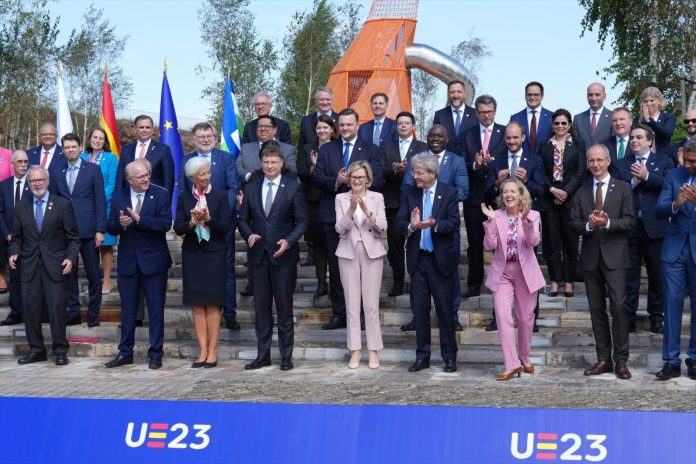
top-left (0, 396), bottom-right (693, 463)
top-left (159, 71), bottom-right (184, 216)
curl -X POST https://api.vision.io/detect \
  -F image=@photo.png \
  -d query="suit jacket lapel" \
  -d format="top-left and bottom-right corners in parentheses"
top-left (268, 179), bottom-right (286, 219)
top-left (430, 183), bottom-right (444, 219)
top-left (39, 195), bottom-right (56, 235)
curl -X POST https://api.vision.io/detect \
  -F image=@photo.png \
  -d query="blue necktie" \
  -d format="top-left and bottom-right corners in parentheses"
top-left (372, 121), bottom-right (382, 145)
top-left (454, 109), bottom-right (461, 134)
top-left (343, 142), bottom-right (351, 168)
top-left (34, 199), bottom-right (44, 231)
top-left (422, 190), bottom-right (433, 251)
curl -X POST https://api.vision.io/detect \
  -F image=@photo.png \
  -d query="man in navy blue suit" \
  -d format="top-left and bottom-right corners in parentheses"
top-left (601, 107), bottom-right (635, 177)
top-left (509, 82), bottom-right (553, 156)
top-left (27, 123), bottom-right (66, 176)
top-left (357, 92), bottom-right (398, 147)
top-left (460, 95), bottom-right (507, 299)
top-left (55, 133), bottom-right (106, 328)
top-left (671, 108), bottom-right (696, 166)
top-left (401, 124), bottom-right (468, 331)
top-left (655, 139), bottom-right (696, 381)
top-left (179, 122), bottom-right (240, 330)
top-left (0, 150), bottom-right (30, 326)
top-left (105, 159), bottom-right (172, 370)
top-left (297, 87), bottom-right (339, 149)
top-left (614, 124), bottom-right (672, 335)
top-left (432, 80), bottom-right (477, 155)
top-left (397, 153), bottom-right (460, 373)
top-left (242, 92), bottom-right (292, 145)
top-left (312, 107), bottom-right (383, 330)
top-left (116, 115), bottom-right (174, 200)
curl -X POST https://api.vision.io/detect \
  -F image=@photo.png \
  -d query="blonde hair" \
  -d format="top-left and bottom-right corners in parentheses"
top-left (640, 86), bottom-right (666, 111)
top-left (496, 178), bottom-right (532, 210)
top-left (345, 160), bottom-right (373, 188)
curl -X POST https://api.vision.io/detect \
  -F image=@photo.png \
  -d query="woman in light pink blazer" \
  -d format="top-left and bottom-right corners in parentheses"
top-left (335, 160), bottom-right (387, 369)
top-left (482, 179), bottom-right (546, 381)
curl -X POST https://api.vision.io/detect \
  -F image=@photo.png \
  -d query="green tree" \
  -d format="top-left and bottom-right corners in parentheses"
top-left (450, 30), bottom-right (491, 86)
top-left (197, 0), bottom-right (278, 127)
top-left (336, 0), bottom-right (363, 54)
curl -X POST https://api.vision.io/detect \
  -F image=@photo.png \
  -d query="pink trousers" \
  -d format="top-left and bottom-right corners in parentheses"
top-left (492, 261), bottom-right (538, 370)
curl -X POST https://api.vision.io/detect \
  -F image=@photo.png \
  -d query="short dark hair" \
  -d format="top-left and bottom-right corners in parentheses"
top-left (684, 138), bottom-right (696, 154)
top-left (371, 92), bottom-right (389, 104)
top-left (395, 111), bottom-right (415, 124)
top-left (191, 122), bottom-right (215, 134)
top-left (475, 95), bottom-right (497, 110)
top-left (631, 123), bottom-right (655, 142)
top-left (61, 132), bottom-right (81, 146)
top-left (259, 140), bottom-right (282, 160)
top-left (338, 108), bottom-right (359, 122)
top-left (134, 115), bottom-right (154, 126)
top-left (447, 80), bottom-right (466, 91)
top-left (258, 115), bottom-right (276, 128)
top-left (314, 115), bottom-right (338, 139)
top-left (525, 81), bottom-right (544, 95)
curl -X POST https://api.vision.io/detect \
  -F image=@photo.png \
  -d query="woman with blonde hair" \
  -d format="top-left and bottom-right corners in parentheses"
top-left (635, 86), bottom-right (675, 155)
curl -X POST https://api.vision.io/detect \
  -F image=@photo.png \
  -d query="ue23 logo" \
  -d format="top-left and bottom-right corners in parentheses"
top-left (510, 432), bottom-right (608, 461)
top-left (125, 422), bottom-right (211, 450)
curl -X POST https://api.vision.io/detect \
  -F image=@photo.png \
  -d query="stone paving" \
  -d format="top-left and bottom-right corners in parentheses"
top-left (1, 357), bottom-right (694, 412)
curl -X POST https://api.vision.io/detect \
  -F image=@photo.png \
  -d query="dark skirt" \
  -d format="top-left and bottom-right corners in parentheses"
top-left (304, 201), bottom-right (323, 243)
top-left (182, 248), bottom-right (227, 306)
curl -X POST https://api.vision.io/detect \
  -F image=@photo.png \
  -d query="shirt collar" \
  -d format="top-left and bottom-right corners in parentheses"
top-left (594, 173), bottom-right (611, 186)
top-left (68, 157), bottom-right (82, 169)
top-left (526, 106), bottom-right (541, 114)
top-left (343, 136), bottom-right (358, 145)
top-left (590, 107), bottom-right (604, 115)
top-left (480, 123), bottom-right (494, 132)
top-left (264, 175), bottom-right (281, 185)
top-left (399, 136), bottom-right (413, 143)
top-left (197, 151), bottom-right (212, 157)
top-left (508, 149), bottom-right (523, 158)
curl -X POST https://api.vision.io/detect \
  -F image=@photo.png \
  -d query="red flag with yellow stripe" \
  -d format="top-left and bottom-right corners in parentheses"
top-left (100, 69), bottom-right (121, 157)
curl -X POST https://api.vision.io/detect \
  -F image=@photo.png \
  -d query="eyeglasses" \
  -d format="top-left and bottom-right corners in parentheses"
top-left (685, 118), bottom-right (696, 124)
top-left (526, 93), bottom-right (542, 97)
top-left (28, 178), bottom-right (47, 184)
top-left (195, 135), bottom-right (216, 140)
top-left (257, 125), bottom-right (274, 130)
top-left (350, 175), bottom-right (367, 181)
top-left (477, 110), bottom-right (495, 116)
top-left (553, 121), bottom-right (569, 126)
top-left (130, 173), bottom-right (151, 181)
top-left (12, 160), bottom-right (29, 164)
top-left (254, 102), bottom-right (270, 107)
top-left (39, 133), bottom-right (56, 137)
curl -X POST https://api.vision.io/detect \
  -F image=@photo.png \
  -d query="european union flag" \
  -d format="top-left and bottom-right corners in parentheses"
top-left (159, 70), bottom-right (184, 216)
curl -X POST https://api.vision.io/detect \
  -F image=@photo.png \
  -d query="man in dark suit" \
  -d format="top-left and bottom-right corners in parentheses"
top-left (9, 165), bottom-right (80, 365)
top-left (357, 92), bottom-right (398, 147)
top-left (571, 143), bottom-right (635, 380)
top-left (600, 107), bottom-right (634, 176)
top-left (297, 86), bottom-right (339, 149)
top-left (614, 124), bottom-right (672, 334)
top-left (312, 107), bottom-right (383, 330)
top-left (573, 82), bottom-right (613, 148)
top-left (115, 115), bottom-right (174, 199)
top-left (655, 139), bottom-right (696, 381)
top-left (460, 95), bottom-right (507, 298)
top-left (104, 159), bottom-right (172, 370)
top-left (382, 111), bottom-right (428, 297)
top-left (26, 123), bottom-right (66, 177)
top-left (238, 143), bottom-right (308, 371)
top-left (432, 80), bottom-right (477, 155)
top-left (179, 122), bottom-right (240, 330)
top-left (55, 133), bottom-right (106, 328)
top-left (237, 116), bottom-right (297, 185)
top-left (0, 150), bottom-right (31, 326)
top-left (397, 153), bottom-right (460, 373)
top-left (509, 81), bottom-right (553, 156)
top-left (242, 92), bottom-right (292, 144)
top-left (671, 108), bottom-right (696, 166)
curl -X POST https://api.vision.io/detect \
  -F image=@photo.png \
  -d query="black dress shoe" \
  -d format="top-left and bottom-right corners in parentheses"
top-left (313, 284), bottom-right (328, 297)
top-left (322, 316), bottom-right (346, 330)
top-left (66, 314), bottom-right (81, 326)
top-left (461, 287), bottom-right (480, 299)
top-left (485, 319), bottom-right (497, 332)
top-left (18, 351), bottom-right (47, 365)
top-left (55, 354), bottom-right (69, 366)
top-left (400, 320), bottom-right (415, 332)
top-left (650, 320), bottom-right (664, 334)
top-left (203, 360), bottom-right (217, 368)
top-left (0, 314), bottom-right (22, 326)
top-left (655, 362), bottom-right (681, 380)
top-left (533, 323), bottom-right (539, 333)
top-left (105, 354), bottom-right (134, 368)
top-left (191, 361), bottom-right (205, 368)
top-left (226, 317), bottom-right (240, 331)
top-left (455, 321), bottom-right (464, 331)
top-left (443, 360), bottom-right (457, 373)
top-left (239, 286), bottom-right (254, 297)
top-left (563, 292), bottom-right (574, 298)
top-left (614, 361), bottom-right (631, 380)
top-left (584, 360), bottom-right (613, 376)
top-left (135, 319), bottom-right (143, 327)
top-left (280, 358), bottom-right (294, 370)
top-left (388, 286), bottom-right (404, 297)
top-left (547, 291), bottom-right (558, 297)
top-left (686, 359), bottom-right (696, 380)
top-left (408, 359), bottom-right (430, 372)
top-left (149, 358), bottom-right (163, 369)
top-left (245, 357), bottom-right (271, 370)
top-left (628, 321), bottom-right (637, 333)
top-left (87, 318), bottom-right (100, 328)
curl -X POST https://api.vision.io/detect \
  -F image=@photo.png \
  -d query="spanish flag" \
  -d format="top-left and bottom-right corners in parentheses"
top-left (100, 66), bottom-right (121, 157)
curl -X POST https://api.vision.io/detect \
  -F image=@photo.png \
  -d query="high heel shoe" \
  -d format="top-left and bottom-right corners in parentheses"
top-left (520, 362), bottom-right (534, 374)
top-left (348, 351), bottom-right (361, 369)
top-left (368, 351), bottom-right (380, 369)
top-left (564, 284), bottom-right (574, 298)
top-left (191, 360), bottom-right (205, 368)
top-left (547, 282), bottom-right (559, 297)
top-left (203, 359), bottom-right (217, 368)
top-left (496, 367), bottom-right (522, 381)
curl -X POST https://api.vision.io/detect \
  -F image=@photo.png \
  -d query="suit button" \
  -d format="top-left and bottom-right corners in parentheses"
top-left (368, 229), bottom-right (372, 232)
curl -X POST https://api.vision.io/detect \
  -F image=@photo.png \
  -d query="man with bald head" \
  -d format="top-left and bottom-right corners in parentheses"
top-left (574, 82), bottom-right (613, 147)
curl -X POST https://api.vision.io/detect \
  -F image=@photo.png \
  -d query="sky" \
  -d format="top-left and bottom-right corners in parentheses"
top-left (49, 0), bottom-right (624, 124)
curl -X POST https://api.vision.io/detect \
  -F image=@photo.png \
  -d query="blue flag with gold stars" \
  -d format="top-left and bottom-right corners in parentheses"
top-left (159, 70), bottom-right (184, 216)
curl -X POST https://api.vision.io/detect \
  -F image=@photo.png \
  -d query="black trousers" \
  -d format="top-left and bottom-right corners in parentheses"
top-left (252, 252), bottom-right (296, 359)
top-left (541, 204), bottom-right (578, 283)
top-left (386, 208), bottom-right (405, 288)
top-left (3, 241), bottom-right (22, 318)
top-left (67, 237), bottom-right (102, 318)
top-left (463, 205), bottom-right (485, 289)
top-left (625, 221), bottom-right (664, 324)
top-left (321, 222), bottom-right (346, 318)
top-left (22, 262), bottom-right (69, 355)
top-left (411, 251), bottom-right (458, 362)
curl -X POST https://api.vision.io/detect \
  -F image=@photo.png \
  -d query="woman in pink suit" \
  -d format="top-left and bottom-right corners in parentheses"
top-left (482, 179), bottom-right (545, 381)
top-left (0, 123), bottom-right (13, 292)
top-left (335, 160), bottom-right (387, 369)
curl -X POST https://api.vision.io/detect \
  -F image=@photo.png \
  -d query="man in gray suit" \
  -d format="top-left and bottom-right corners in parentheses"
top-left (236, 115), bottom-right (296, 186)
top-left (573, 82), bottom-right (613, 147)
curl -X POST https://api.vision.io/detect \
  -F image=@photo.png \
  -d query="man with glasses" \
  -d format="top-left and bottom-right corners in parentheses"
top-left (27, 123), bottom-right (66, 176)
top-left (509, 81), bottom-right (553, 156)
top-left (673, 108), bottom-right (696, 166)
top-left (0, 150), bottom-right (31, 326)
top-left (237, 115), bottom-right (296, 186)
top-left (242, 92), bottom-right (292, 145)
top-left (433, 80), bottom-right (477, 155)
top-left (298, 87), bottom-right (339, 149)
top-left (9, 166), bottom-right (80, 366)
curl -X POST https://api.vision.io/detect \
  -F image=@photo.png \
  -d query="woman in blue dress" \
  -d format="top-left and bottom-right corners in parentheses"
top-left (81, 127), bottom-right (119, 294)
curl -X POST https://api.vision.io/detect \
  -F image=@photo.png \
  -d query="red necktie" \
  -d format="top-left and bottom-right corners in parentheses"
top-left (590, 112), bottom-right (598, 136)
top-left (40, 150), bottom-right (50, 168)
top-left (529, 110), bottom-right (537, 153)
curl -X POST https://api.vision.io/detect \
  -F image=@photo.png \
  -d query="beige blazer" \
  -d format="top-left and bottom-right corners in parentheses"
top-left (334, 190), bottom-right (387, 259)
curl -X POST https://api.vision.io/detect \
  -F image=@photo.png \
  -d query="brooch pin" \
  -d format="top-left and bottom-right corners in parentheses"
top-left (281, 184), bottom-right (285, 188)
top-left (150, 195), bottom-right (154, 199)
top-left (437, 195), bottom-right (441, 199)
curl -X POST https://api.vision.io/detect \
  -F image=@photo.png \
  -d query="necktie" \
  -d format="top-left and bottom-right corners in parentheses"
top-left (510, 155), bottom-right (518, 177)
top-left (482, 127), bottom-right (491, 153)
top-left (595, 181), bottom-right (604, 211)
top-left (34, 199), bottom-right (44, 230)
top-left (454, 109), bottom-right (461, 134)
top-left (590, 112), bottom-right (598, 136)
top-left (434, 153), bottom-right (441, 161)
top-left (343, 142), bottom-right (351, 168)
top-left (399, 139), bottom-right (409, 160)
top-left (68, 166), bottom-right (76, 194)
top-left (422, 190), bottom-right (433, 252)
top-left (636, 156), bottom-right (643, 165)
top-left (264, 181), bottom-right (274, 216)
top-left (529, 110), bottom-right (537, 153)
top-left (372, 121), bottom-right (382, 145)
top-left (40, 150), bottom-right (49, 168)
top-left (15, 180), bottom-right (21, 204)
top-left (618, 139), bottom-right (626, 159)
top-left (135, 193), bottom-right (143, 214)
top-left (138, 143), bottom-right (147, 159)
